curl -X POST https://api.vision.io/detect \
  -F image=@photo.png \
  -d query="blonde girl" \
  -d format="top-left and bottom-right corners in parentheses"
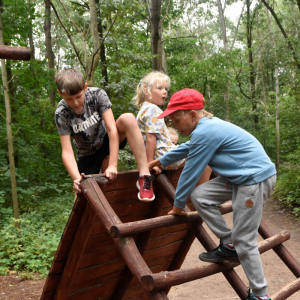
top-left (134, 71), bottom-right (185, 174)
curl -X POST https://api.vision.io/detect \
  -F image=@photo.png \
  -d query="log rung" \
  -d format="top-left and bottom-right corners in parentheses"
top-left (271, 277), bottom-right (300, 300)
top-left (0, 45), bottom-right (31, 61)
top-left (140, 230), bottom-right (290, 291)
top-left (110, 202), bottom-right (233, 238)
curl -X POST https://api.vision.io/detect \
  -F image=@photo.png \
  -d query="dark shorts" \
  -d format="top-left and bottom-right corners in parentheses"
top-left (77, 133), bottom-right (127, 175)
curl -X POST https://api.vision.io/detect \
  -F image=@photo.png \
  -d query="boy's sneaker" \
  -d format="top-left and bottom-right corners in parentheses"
top-left (136, 175), bottom-right (155, 202)
top-left (244, 289), bottom-right (271, 300)
top-left (199, 241), bottom-right (239, 263)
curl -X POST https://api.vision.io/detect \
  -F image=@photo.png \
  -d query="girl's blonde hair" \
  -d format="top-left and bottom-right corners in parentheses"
top-left (133, 71), bottom-right (171, 108)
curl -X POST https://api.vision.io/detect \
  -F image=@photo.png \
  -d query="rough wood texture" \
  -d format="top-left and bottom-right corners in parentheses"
top-left (111, 189), bottom-right (167, 300)
top-left (110, 212), bottom-right (201, 237)
top-left (54, 204), bottom-right (97, 300)
top-left (259, 219), bottom-right (300, 277)
top-left (271, 278), bottom-right (300, 300)
top-left (40, 169), bottom-right (300, 300)
top-left (141, 230), bottom-right (290, 291)
top-left (0, 45), bottom-right (31, 60)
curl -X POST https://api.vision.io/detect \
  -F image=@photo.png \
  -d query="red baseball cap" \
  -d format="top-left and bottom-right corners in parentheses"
top-left (158, 88), bottom-right (204, 118)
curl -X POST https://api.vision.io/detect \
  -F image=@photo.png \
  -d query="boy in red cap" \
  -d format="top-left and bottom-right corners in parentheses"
top-left (149, 88), bottom-right (276, 300)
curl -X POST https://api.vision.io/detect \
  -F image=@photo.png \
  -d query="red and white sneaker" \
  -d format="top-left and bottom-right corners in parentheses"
top-left (136, 175), bottom-right (155, 202)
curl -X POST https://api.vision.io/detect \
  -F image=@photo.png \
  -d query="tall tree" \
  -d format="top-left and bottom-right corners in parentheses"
top-left (50, 0), bottom-right (117, 86)
top-left (266, 5), bottom-right (280, 171)
top-left (246, 0), bottom-right (258, 128)
top-left (144, 0), bottom-right (168, 72)
top-left (217, 0), bottom-right (245, 121)
top-left (44, 0), bottom-right (56, 106)
top-left (96, 0), bottom-right (110, 97)
top-left (261, 0), bottom-right (300, 69)
top-left (0, 2), bottom-right (20, 228)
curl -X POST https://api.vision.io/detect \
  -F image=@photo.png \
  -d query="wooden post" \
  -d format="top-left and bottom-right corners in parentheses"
top-left (0, 45), bottom-right (31, 61)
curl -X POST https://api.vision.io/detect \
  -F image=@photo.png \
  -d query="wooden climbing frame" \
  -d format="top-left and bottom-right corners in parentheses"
top-left (0, 45), bottom-right (31, 61)
top-left (40, 169), bottom-right (300, 300)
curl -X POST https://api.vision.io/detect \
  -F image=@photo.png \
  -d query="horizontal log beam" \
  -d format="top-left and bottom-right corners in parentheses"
top-left (140, 230), bottom-right (290, 291)
top-left (271, 277), bottom-right (300, 300)
top-left (110, 202), bottom-right (233, 238)
top-left (0, 45), bottom-right (31, 61)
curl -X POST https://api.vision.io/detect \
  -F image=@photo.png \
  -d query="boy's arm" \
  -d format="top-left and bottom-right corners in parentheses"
top-left (159, 141), bottom-right (190, 166)
top-left (148, 141), bottom-right (190, 171)
top-left (60, 135), bottom-right (83, 193)
top-left (172, 143), bottom-right (215, 209)
top-left (102, 108), bottom-right (119, 182)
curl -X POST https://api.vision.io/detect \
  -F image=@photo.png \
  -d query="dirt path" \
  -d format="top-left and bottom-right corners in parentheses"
top-left (0, 199), bottom-right (299, 300)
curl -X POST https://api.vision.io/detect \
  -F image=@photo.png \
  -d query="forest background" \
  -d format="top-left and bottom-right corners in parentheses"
top-left (0, 0), bottom-right (299, 277)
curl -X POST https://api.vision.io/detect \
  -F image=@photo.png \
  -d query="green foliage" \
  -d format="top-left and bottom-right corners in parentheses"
top-left (274, 166), bottom-right (300, 217)
top-left (118, 145), bottom-right (138, 171)
top-left (0, 192), bottom-right (73, 276)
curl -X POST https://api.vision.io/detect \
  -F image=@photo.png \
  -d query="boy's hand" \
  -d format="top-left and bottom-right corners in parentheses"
top-left (105, 165), bottom-right (118, 183)
top-left (168, 205), bottom-right (188, 217)
top-left (74, 173), bottom-right (85, 194)
top-left (148, 159), bottom-right (162, 170)
top-left (153, 166), bottom-right (162, 175)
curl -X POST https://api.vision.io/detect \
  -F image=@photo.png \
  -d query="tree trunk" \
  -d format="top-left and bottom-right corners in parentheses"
top-left (266, 7), bottom-right (280, 172)
top-left (0, 7), bottom-right (20, 228)
top-left (257, 16), bottom-right (268, 149)
top-left (29, 0), bottom-right (40, 98)
top-left (217, 0), bottom-right (230, 121)
top-left (86, 0), bottom-right (101, 86)
top-left (261, 0), bottom-right (300, 69)
top-left (246, 0), bottom-right (257, 128)
top-left (161, 21), bottom-right (168, 74)
top-left (150, 0), bottom-right (162, 71)
top-left (44, 0), bottom-right (55, 107)
top-left (96, 1), bottom-right (110, 96)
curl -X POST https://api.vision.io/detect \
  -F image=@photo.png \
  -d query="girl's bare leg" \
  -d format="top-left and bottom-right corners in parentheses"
top-left (116, 113), bottom-right (149, 175)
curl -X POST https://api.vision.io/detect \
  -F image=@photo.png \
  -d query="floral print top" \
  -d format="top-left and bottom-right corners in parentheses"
top-left (136, 101), bottom-right (185, 170)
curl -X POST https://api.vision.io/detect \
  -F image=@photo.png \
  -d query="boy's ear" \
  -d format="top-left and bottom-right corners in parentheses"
top-left (190, 110), bottom-right (197, 119)
top-left (84, 83), bottom-right (88, 91)
top-left (57, 89), bottom-right (63, 97)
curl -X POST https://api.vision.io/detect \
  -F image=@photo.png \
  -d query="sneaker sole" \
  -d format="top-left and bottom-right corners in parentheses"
top-left (138, 192), bottom-right (155, 202)
top-left (136, 181), bottom-right (155, 202)
top-left (199, 254), bottom-right (239, 263)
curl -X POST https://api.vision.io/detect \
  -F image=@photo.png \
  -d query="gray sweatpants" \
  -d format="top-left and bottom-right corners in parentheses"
top-left (190, 174), bottom-right (276, 297)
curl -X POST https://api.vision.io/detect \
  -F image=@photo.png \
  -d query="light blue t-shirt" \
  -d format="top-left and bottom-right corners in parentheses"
top-left (159, 117), bottom-right (277, 209)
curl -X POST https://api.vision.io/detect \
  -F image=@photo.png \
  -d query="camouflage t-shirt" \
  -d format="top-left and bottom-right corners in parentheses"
top-left (55, 87), bottom-right (112, 159)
